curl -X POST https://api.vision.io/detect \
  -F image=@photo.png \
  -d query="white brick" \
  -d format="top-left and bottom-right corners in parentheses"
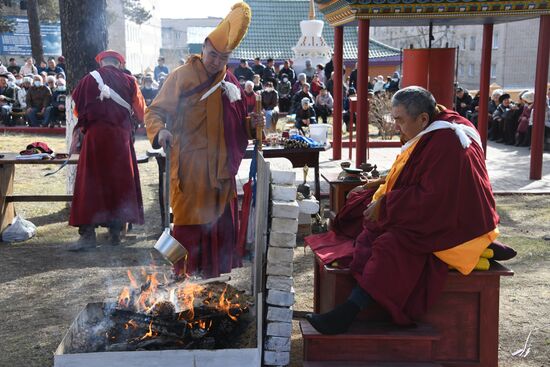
top-left (267, 247), bottom-right (294, 265)
top-left (266, 321), bottom-right (292, 337)
top-left (271, 170), bottom-right (296, 186)
top-left (271, 184), bottom-right (297, 201)
top-left (266, 275), bottom-right (293, 292)
top-left (264, 350), bottom-right (290, 366)
top-left (272, 200), bottom-right (299, 219)
top-left (298, 197), bottom-right (320, 214)
top-left (266, 260), bottom-right (293, 276)
top-left (267, 289), bottom-right (295, 307)
top-left (270, 232), bottom-right (296, 248)
top-left (271, 217), bottom-right (298, 234)
top-left (264, 336), bottom-right (291, 352)
top-left (298, 212), bottom-right (312, 225)
top-left (267, 306), bottom-right (293, 323)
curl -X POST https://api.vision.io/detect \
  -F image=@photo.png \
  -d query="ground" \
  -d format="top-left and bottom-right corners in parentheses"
top-left (0, 133), bottom-right (549, 366)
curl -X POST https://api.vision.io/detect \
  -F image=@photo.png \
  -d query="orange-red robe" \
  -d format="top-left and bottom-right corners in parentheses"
top-left (69, 65), bottom-right (145, 227)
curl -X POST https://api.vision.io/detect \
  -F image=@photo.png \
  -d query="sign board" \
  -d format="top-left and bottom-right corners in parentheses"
top-left (0, 16), bottom-right (61, 56)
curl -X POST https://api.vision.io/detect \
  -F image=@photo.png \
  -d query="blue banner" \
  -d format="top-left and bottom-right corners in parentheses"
top-left (0, 16), bottom-right (61, 56)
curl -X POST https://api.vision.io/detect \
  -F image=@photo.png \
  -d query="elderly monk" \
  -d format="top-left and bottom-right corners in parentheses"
top-left (145, 3), bottom-right (256, 278)
top-left (305, 86), bottom-right (499, 334)
top-left (69, 50), bottom-right (146, 250)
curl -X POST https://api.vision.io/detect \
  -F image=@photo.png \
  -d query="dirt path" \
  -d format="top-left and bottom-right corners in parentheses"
top-left (1, 134), bottom-right (549, 366)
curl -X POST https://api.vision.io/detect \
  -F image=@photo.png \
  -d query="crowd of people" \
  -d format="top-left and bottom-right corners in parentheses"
top-left (0, 56), bottom-right (67, 127)
top-left (455, 86), bottom-right (550, 150)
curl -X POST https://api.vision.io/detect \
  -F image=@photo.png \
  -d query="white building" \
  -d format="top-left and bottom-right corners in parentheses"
top-left (106, 0), bottom-right (162, 75)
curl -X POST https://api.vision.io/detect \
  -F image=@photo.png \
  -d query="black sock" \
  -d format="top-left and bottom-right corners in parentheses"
top-left (306, 300), bottom-right (360, 335)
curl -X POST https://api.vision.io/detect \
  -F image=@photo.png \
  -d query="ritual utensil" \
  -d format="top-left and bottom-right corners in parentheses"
top-left (154, 144), bottom-right (188, 265)
top-left (297, 165), bottom-right (311, 198)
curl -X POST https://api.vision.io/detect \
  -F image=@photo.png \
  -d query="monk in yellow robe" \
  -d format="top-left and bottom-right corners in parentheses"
top-left (145, 3), bottom-right (257, 278)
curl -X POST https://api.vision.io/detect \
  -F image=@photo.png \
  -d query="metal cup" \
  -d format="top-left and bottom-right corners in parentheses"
top-left (154, 228), bottom-right (188, 265)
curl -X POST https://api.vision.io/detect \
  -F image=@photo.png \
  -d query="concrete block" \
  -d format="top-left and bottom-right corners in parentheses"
top-left (267, 289), bottom-right (295, 307)
top-left (263, 350), bottom-right (290, 366)
top-left (298, 197), bottom-right (320, 214)
top-left (266, 260), bottom-right (293, 276)
top-left (271, 184), bottom-right (297, 202)
top-left (271, 170), bottom-right (296, 186)
top-left (272, 200), bottom-right (299, 219)
top-left (269, 232), bottom-right (296, 248)
top-left (266, 275), bottom-right (294, 292)
top-left (271, 217), bottom-right (298, 234)
top-left (267, 247), bottom-right (294, 265)
top-left (264, 336), bottom-right (291, 352)
top-left (266, 321), bottom-right (292, 338)
top-left (298, 211), bottom-right (312, 225)
top-left (267, 306), bottom-right (293, 323)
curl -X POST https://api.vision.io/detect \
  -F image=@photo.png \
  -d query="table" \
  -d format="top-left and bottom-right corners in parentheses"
top-left (244, 144), bottom-right (330, 200)
top-left (0, 153), bottom-right (79, 233)
top-left (321, 171), bottom-right (365, 216)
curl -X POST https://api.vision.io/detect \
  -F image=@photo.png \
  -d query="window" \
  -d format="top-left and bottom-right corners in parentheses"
top-left (492, 32), bottom-right (499, 49)
top-left (490, 63), bottom-right (497, 78)
top-left (458, 64), bottom-right (464, 76)
top-left (468, 63), bottom-right (475, 77)
top-left (469, 35), bottom-right (476, 51)
top-left (461, 36), bottom-right (467, 50)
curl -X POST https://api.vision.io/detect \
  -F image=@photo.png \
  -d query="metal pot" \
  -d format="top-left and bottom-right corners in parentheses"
top-left (154, 228), bottom-right (187, 265)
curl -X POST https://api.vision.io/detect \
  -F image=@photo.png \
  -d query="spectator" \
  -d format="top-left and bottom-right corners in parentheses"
top-left (17, 77), bottom-right (32, 111)
top-left (25, 75), bottom-right (52, 127)
top-left (295, 97), bottom-right (316, 135)
top-left (157, 73), bottom-right (168, 90)
top-left (234, 59), bottom-right (254, 82)
top-left (316, 64), bottom-right (326, 85)
top-left (349, 63), bottom-right (358, 90)
top-left (324, 55), bottom-right (333, 82)
top-left (20, 57), bottom-right (38, 76)
top-left (154, 56), bottom-right (169, 82)
top-left (7, 58), bottom-right (20, 75)
top-left (455, 86), bottom-right (473, 118)
top-left (243, 80), bottom-right (258, 113)
top-left (56, 72), bottom-right (66, 81)
top-left (387, 71), bottom-right (400, 93)
top-left (278, 59), bottom-right (295, 84)
top-left (48, 78), bottom-right (67, 126)
top-left (261, 81), bottom-right (279, 133)
top-left (492, 93), bottom-right (513, 144)
top-left (326, 71), bottom-right (347, 97)
top-left (516, 90), bottom-right (534, 147)
top-left (253, 74), bottom-right (263, 92)
top-left (252, 57), bottom-right (265, 77)
top-left (303, 59), bottom-right (315, 82)
top-left (310, 74), bottom-right (323, 97)
top-left (46, 75), bottom-right (56, 91)
top-left (37, 60), bottom-right (48, 74)
top-left (292, 72), bottom-right (307, 95)
top-left (373, 75), bottom-right (385, 94)
top-left (314, 86), bottom-right (333, 124)
top-left (468, 91), bottom-right (480, 127)
top-left (488, 89), bottom-right (504, 140)
top-left (291, 82), bottom-right (314, 114)
top-left (0, 73), bottom-right (16, 125)
top-left (140, 74), bottom-right (158, 106)
top-left (343, 87), bottom-right (356, 132)
top-left (57, 56), bottom-right (66, 73)
top-left (262, 58), bottom-right (277, 87)
top-left (46, 58), bottom-right (63, 76)
top-left (276, 73), bottom-right (292, 113)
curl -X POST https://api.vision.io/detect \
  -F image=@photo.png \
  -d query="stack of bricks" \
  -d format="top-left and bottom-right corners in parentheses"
top-left (263, 168), bottom-right (298, 367)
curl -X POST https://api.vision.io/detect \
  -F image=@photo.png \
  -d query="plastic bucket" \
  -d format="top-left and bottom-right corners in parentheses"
top-left (309, 124), bottom-right (329, 145)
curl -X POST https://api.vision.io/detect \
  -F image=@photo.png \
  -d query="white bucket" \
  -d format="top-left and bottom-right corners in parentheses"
top-left (309, 124), bottom-right (329, 145)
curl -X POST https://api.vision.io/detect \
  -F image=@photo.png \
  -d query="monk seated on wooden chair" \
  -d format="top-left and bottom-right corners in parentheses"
top-left (305, 86), bottom-right (510, 335)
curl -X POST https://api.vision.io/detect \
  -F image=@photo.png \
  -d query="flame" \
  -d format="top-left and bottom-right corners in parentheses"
top-left (218, 286), bottom-right (238, 321)
top-left (118, 287), bottom-right (131, 308)
top-left (177, 283), bottom-right (204, 321)
top-left (127, 270), bottom-right (138, 289)
top-left (140, 320), bottom-right (155, 340)
top-left (124, 319), bottom-right (138, 330)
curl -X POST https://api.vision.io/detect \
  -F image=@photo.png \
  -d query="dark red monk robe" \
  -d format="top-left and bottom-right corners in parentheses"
top-left (307, 110), bottom-right (498, 325)
top-left (69, 65), bottom-right (145, 227)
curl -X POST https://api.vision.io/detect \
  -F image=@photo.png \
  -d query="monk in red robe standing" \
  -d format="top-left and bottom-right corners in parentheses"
top-left (145, 3), bottom-right (259, 278)
top-left (306, 86), bottom-right (499, 334)
top-left (68, 51), bottom-right (145, 250)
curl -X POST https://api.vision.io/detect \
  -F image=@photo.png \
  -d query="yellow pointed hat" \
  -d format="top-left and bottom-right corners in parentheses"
top-left (207, 2), bottom-right (251, 53)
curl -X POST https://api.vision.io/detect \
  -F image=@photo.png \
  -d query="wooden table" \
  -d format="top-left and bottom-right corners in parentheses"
top-left (0, 153), bottom-right (79, 233)
top-left (244, 144), bottom-right (330, 200)
top-left (321, 171), bottom-right (365, 216)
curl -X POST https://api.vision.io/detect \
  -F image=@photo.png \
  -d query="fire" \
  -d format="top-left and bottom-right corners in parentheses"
top-left (124, 319), bottom-right (138, 330)
top-left (177, 283), bottom-right (204, 321)
top-left (218, 286), bottom-right (238, 321)
top-left (118, 287), bottom-right (131, 308)
top-left (140, 320), bottom-right (155, 340)
top-left (127, 270), bottom-right (138, 289)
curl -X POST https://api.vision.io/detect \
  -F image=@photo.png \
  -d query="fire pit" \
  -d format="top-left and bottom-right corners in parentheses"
top-left (54, 271), bottom-right (259, 367)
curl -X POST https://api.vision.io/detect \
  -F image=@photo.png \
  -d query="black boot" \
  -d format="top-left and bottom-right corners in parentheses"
top-left (108, 221), bottom-right (124, 245)
top-left (305, 300), bottom-right (360, 335)
top-left (68, 225), bottom-right (97, 251)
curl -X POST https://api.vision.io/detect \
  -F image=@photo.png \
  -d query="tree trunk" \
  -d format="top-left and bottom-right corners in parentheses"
top-left (59, 0), bottom-right (108, 92)
top-left (26, 0), bottom-right (44, 63)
